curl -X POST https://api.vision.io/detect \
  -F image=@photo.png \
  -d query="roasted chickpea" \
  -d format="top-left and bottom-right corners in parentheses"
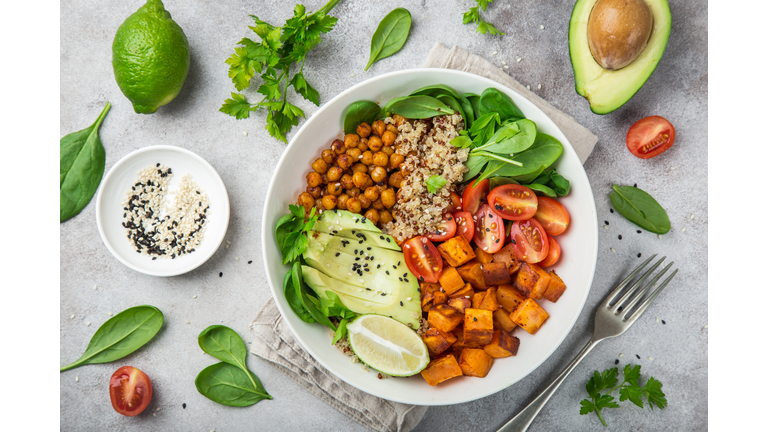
top-left (382, 146), bottom-right (395, 156)
top-left (389, 153), bottom-right (405, 169)
top-left (312, 158), bottom-right (328, 174)
top-left (346, 197), bottom-right (362, 214)
top-left (340, 173), bottom-right (354, 189)
top-left (306, 186), bottom-right (322, 199)
top-left (321, 195), bottom-right (337, 210)
top-left (381, 130), bottom-right (397, 146)
top-left (330, 139), bottom-right (345, 155)
top-left (346, 147), bottom-right (362, 161)
top-left (359, 196), bottom-right (372, 210)
top-left (373, 151), bottom-right (389, 167)
top-left (358, 139), bottom-right (369, 152)
top-left (326, 182), bottom-right (342, 196)
top-left (392, 114), bottom-right (406, 127)
top-left (326, 166), bottom-right (344, 182)
top-left (372, 120), bottom-right (386, 137)
top-left (306, 171), bottom-right (322, 187)
top-left (385, 124), bottom-right (398, 134)
top-left (400, 166), bottom-right (411, 177)
top-left (315, 198), bottom-right (323, 208)
top-left (364, 209), bottom-right (380, 225)
top-left (347, 187), bottom-right (361, 197)
top-left (368, 135), bottom-right (383, 151)
top-left (356, 122), bottom-right (372, 138)
top-left (380, 188), bottom-right (396, 208)
top-left (321, 149), bottom-right (335, 164)
top-left (352, 163), bottom-right (367, 174)
top-left (353, 171), bottom-right (370, 189)
top-left (371, 166), bottom-right (388, 183)
top-left (372, 199), bottom-right (385, 210)
top-left (364, 186), bottom-right (380, 202)
top-left (344, 133), bottom-right (360, 149)
top-left (298, 192), bottom-right (314, 210)
top-left (336, 154), bottom-right (352, 170)
top-left (360, 151), bottom-right (374, 166)
top-left (337, 193), bottom-right (349, 210)
top-left (379, 209), bottom-right (394, 224)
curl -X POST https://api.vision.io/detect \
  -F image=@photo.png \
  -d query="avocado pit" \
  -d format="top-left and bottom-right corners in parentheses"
top-left (587, 0), bottom-right (653, 70)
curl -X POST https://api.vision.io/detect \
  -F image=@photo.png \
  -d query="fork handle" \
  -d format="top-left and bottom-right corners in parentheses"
top-left (497, 339), bottom-right (600, 432)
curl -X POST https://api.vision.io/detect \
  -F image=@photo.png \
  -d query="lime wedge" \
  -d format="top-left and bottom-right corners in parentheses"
top-left (347, 314), bottom-right (429, 377)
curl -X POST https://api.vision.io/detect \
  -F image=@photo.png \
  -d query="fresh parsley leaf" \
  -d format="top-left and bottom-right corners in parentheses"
top-left (619, 385), bottom-right (645, 408)
top-left (581, 364), bottom-right (667, 427)
top-left (220, 93), bottom-right (257, 120)
top-left (462, 1), bottom-right (504, 36)
top-left (425, 175), bottom-right (448, 194)
top-left (643, 377), bottom-right (668, 410)
top-left (579, 399), bottom-right (596, 415)
top-left (275, 205), bottom-right (317, 265)
top-left (450, 135), bottom-right (474, 149)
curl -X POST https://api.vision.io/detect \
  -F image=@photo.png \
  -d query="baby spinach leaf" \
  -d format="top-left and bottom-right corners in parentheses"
top-left (477, 119), bottom-right (536, 154)
top-left (527, 169), bottom-right (571, 197)
top-left (493, 133), bottom-right (563, 179)
top-left (478, 88), bottom-right (525, 123)
top-left (60, 305), bottom-right (163, 372)
top-left (456, 94), bottom-right (475, 128)
top-left (344, 101), bottom-right (380, 134)
top-left (60, 102), bottom-right (111, 222)
top-left (292, 262), bottom-right (337, 331)
top-left (409, 84), bottom-right (461, 98)
top-left (489, 177), bottom-right (519, 189)
top-left (387, 95), bottom-right (455, 119)
top-left (610, 186), bottom-right (670, 234)
top-left (526, 183), bottom-right (557, 198)
top-left (469, 112), bottom-right (501, 145)
top-left (463, 93), bottom-right (482, 121)
top-left (198, 325), bottom-right (252, 374)
top-left (283, 271), bottom-right (315, 323)
top-left (365, 8), bottom-right (412, 71)
top-left (462, 154), bottom-right (489, 182)
top-left (195, 362), bottom-right (272, 407)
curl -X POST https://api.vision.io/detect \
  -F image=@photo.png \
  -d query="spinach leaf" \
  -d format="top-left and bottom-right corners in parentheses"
top-left (275, 205), bottom-right (317, 265)
top-left (436, 94), bottom-right (467, 126)
top-left (477, 119), bottom-right (537, 154)
top-left (365, 8), bottom-right (412, 71)
top-left (489, 177), bottom-right (519, 189)
top-left (527, 169), bottom-right (571, 197)
top-left (198, 325), bottom-right (254, 375)
top-left (409, 84), bottom-right (461, 98)
top-left (526, 183), bottom-right (557, 198)
top-left (463, 93), bottom-right (482, 121)
top-left (332, 318), bottom-right (349, 345)
top-left (450, 135), bottom-right (473, 149)
top-left (478, 88), bottom-right (525, 123)
top-left (195, 362), bottom-right (272, 407)
top-left (493, 133), bottom-right (563, 179)
top-left (462, 154), bottom-right (488, 181)
top-left (60, 305), bottom-right (163, 372)
top-left (292, 261), bottom-right (337, 331)
top-left (610, 186), bottom-right (670, 234)
top-left (387, 95), bottom-right (455, 119)
top-left (283, 271), bottom-right (315, 323)
top-left (60, 102), bottom-right (111, 222)
top-left (344, 101), bottom-right (380, 134)
top-left (456, 94), bottom-right (475, 128)
top-left (469, 112), bottom-right (501, 145)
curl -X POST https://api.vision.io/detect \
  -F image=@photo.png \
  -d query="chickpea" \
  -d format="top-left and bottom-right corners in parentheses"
top-left (321, 149), bottom-right (335, 164)
top-left (312, 158), bottom-right (328, 174)
top-left (379, 209), bottom-right (394, 224)
top-left (306, 171), bottom-right (322, 187)
top-left (381, 145), bottom-right (395, 156)
top-left (364, 186), bottom-right (380, 202)
top-left (372, 120), bottom-right (386, 137)
top-left (315, 198), bottom-right (323, 208)
top-left (344, 133), bottom-right (360, 149)
top-left (326, 182), bottom-right (342, 196)
top-left (381, 130), bottom-right (397, 146)
top-left (360, 151), bottom-right (374, 166)
top-left (381, 188), bottom-right (396, 208)
top-left (321, 195), bottom-right (337, 210)
top-left (373, 151), bottom-right (389, 167)
top-left (330, 139), bottom-right (345, 155)
top-left (347, 187), bottom-right (361, 197)
top-left (371, 166), bottom-right (388, 183)
top-left (400, 166), bottom-right (411, 177)
top-left (353, 171), bottom-right (370, 189)
top-left (351, 163), bottom-right (368, 174)
top-left (368, 135), bottom-right (383, 151)
top-left (392, 114), bottom-right (406, 127)
top-left (336, 154), bottom-right (352, 170)
top-left (298, 192), bottom-right (314, 210)
top-left (389, 153), bottom-right (404, 169)
top-left (337, 193), bottom-right (349, 210)
top-left (340, 174), bottom-right (354, 190)
top-left (372, 199), bottom-right (384, 210)
top-left (346, 147), bottom-right (362, 161)
top-left (356, 122), bottom-right (372, 138)
top-left (306, 186), bottom-right (322, 199)
top-left (358, 139), bottom-right (369, 152)
top-left (359, 196), bottom-right (372, 210)
top-left (327, 166), bottom-right (344, 182)
top-left (364, 209), bottom-right (380, 225)
top-left (346, 197), bottom-right (362, 214)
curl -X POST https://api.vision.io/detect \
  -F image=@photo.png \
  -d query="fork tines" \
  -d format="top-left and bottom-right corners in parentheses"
top-left (603, 254), bottom-right (678, 323)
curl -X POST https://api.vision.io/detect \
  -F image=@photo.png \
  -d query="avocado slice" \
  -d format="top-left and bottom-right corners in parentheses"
top-left (569, 0), bottom-right (671, 114)
top-left (319, 209), bottom-right (380, 232)
top-left (312, 221), bottom-right (400, 251)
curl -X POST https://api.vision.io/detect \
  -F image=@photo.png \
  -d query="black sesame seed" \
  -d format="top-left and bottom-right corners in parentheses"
top-left (182, 403), bottom-right (186, 408)
top-left (377, 264), bottom-right (381, 269)
top-left (615, 359), bottom-right (619, 365)
top-left (633, 183), bottom-right (637, 187)
top-left (511, 239), bottom-right (516, 244)
top-left (386, 238), bottom-right (391, 243)
top-left (618, 235), bottom-right (622, 240)
top-left (381, 293), bottom-right (386, 296)
top-left (636, 354), bottom-right (641, 359)
top-left (380, 236), bottom-right (384, 240)
top-left (610, 208), bottom-right (614, 213)
top-left (156, 163), bottom-right (160, 167)
top-left (637, 230), bottom-right (642, 234)
top-left (637, 253), bottom-right (642, 258)
top-left (605, 220), bottom-right (609, 225)
top-left (473, 317), bottom-right (477, 322)
top-left (335, 252), bottom-right (340, 257)
top-left (662, 320), bottom-right (666, 324)
top-left (219, 272), bottom-right (223, 277)
top-left (386, 271), bottom-right (390, 275)
top-left (495, 238), bottom-right (500, 243)
top-left (248, 260), bottom-right (253, 264)
top-left (419, 276), bottom-right (424, 281)
top-left (399, 277), bottom-right (403, 281)
top-left (400, 301), bottom-right (404, 306)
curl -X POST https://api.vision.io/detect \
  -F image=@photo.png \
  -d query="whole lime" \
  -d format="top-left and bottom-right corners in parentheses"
top-left (112, 0), bottom-right (190, 114)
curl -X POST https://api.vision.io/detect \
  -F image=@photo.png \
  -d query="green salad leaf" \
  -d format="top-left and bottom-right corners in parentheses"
top-left (610, 185), bottom-right (670, 234)
top-left (275, 204), bottom-right (318, 265)
top-left (365, 8), bottom-right (412, 71)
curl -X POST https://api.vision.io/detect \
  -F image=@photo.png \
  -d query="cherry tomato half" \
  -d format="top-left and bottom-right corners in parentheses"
top-left (509, 218), bottom-right (550, 263)
top-left (403, 236), bottom-right (443, 283)
top-left (426, 214), bottom-right (457, 242)
top-left (453, 211), bottom-right (475, 244)
top-left (626, 115), bottom-right (676, 159)
top-left (445, 192), bottom-right (463, 213)
top-left (533, 197), bottom-right (570, 236)
top-left (488, 184), bottom-right (538, 220)
top-left (537, 236), bottom-right (561, 268)
top-left (473, 204), bottom-right (506, 253)
top-left (109, 366), bottom-right (153, 417)
top-left (462, 178), bottom-right (490, 215)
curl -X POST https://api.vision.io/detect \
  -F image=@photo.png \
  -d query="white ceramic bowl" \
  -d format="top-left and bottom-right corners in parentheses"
top-left (262, 69), bottom-right (598, 405)
top-left (96, 145), bottom-right (230, 277)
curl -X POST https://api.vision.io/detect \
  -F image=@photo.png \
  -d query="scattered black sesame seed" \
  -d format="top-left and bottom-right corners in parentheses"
top-left (662, 320), bottom-right (666, 325)
top-left (381, 293), bottom-right (386, 296)
top-left (335, 252), bottom-right (340, 257)
top-left (400, 301), bottom-right (404, 306)
top-left (377, 264), bottom-right (381, 269)
top-left (615, 359), bottom-right (619, 365)
top-left (637, 230), bottom-right (642, 234)
top-left (156, 163), bottom-right (160, 167)
top-left (248, 260), bottom-right (253, 264)
top-left (473, 317), bottom-right (478, 322)
top-left (605, 220), bottom-right (609, 225)
top-left (637, 253), bottom-right (642, 258)
top-left (495, 238), bottom-right (500, 243)
top-left (610, 208), bottom-right (614, 213)
top-left (419, 276), bottom-right (424, 282)
top-left (633, 183), bottom-right (637, 187)
top-left (618, 235), bottom-right (622, 240)
top-left (219, 272), bottom-right (223, 277)
top-left (511, 239), bottom-right (516, 244)
top-left (399, 277), bottom-right (403, 282)
top-left (636, 354), bottom-right (641, 359)
top-left (182, 403), bottom-right (186, 409)
top-left (386, 271), bottom-right (390, 275)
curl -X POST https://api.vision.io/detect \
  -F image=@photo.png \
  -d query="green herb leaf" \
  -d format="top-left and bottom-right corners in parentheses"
top-left (195, 362), bottom-right (272, 407)
top-left (469, 112), bottom-right (501, 145)
top-left (478, 88), bottom-right (523, 123)
top-left (332, 318), bottom-right (349, 345)
top-left (275, 205), bottom-right (317, 265)
top-left (365, 8), bottom-right (412, 71)
top-left (450, 135), bottom-right (474, 149)
top-left (643, 377), bottom-right (668, 410)
top-left (220, 93), bottom-right (256, 120)
top-left (581, 364), bottom-right (667, 427)
top-left (283, 271), bottom-right (315, 323)
top-left (387, 95), bottom-right (456, 119)
top-left (476, 119), bottom-right (536, 154)
top-left (60, 102), bottom-right (110, 222)
top-left (198, 325), bottom-right (253, 373)
top-left (526, 183), bottom-right (557, 198)
top-left (610, 185), bottom-right (671, 234)
top-left (290, 72), bottom-right (320, 106)
top-left (344, 101), bottom-right (381, 134)
top-left (425, 175), bottom-right (448, 194)
top-left (492, 133), bottom-right (563, 179)
top-left (60, 305), bottom-right (163, 372)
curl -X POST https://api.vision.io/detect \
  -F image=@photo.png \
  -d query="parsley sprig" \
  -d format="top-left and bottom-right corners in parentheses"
top-left (425, 175), bottom-right (448, 194)
top-left (275, 204), bottom-right (318, 265)
top-left (462, 0), bottom-right (504, 35)
top-left (580, 364), bottom-right (667, 427)
top-left (220, 1), bottom-right (341, 143)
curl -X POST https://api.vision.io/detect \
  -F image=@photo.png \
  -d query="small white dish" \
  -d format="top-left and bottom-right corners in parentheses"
top-left (96, 145), bottom-right (229, 277)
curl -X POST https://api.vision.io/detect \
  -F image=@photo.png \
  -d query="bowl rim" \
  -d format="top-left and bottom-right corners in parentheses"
top-left (261, 68), bottom-right (598, 404)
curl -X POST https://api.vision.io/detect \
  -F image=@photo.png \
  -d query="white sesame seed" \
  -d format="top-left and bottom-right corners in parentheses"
top-left (681, 227), bottom-right (687, 232)
top-left (186, 320), bottom-right (190, 324)
top-left (76, 376), bottom-right (79, 382)
top-left (226, 240), bottom-right (231, 244)
top-left (243, 131), bottom-right (247, 137)
top-left (235, 256), bottom-right (239, 261)
top-left (153, 413), bottom-right (157, 417)
top-left (86, 322), bottom-right (91, 326)
top-left (156, 407), bottom-right (161, 412)
top-left (70, 314), bottom-right (75, 319)
top-left (610, 248), bottom-right (615, 252)
top-left (648, 357), bottom-right (654, 361)
top-left (503, 65), bottom-right (509, 69)
top-left (604, 225), bottom-right (609, 229)
top-left (658, 234), bottom-right (663, 239)
top-left (526, 85), bottom-right (530, 90)
top-left (246, 227), bottom-right (251, 231)
top-left (703, 324), bottom-right (708, 329)
top-left (192, 295), bottom-right (197, 299)
top-left (465, 295), bottom-right (470, 298)
top-left (407, 297), bottom-right (412, 301)
top-left (656, 318), bottom-right (659, 323)
top-left (516, 58), bottom-right (521, 62)
top-left (540, 25), bottom-right (544, 29)
top-left (619, 353), bottom-right (624, 358)
top-left (538, 84), bottom-right (542, 89)
top-left (690, 214), bottom-right (695, 219)
top-left (108, 312), bottom-right (112, 316)
top-left (94, 285), bottom-right (98, 290)
top-left (225, 244), bottom-right (230, 249)
top-left (502, 61), bottom-right (507, 65)
top-left (492, 51), bottom-right (498, 55)
top-left (350, 73), bottom-right (356, 77)
top-left (670, 166), bottom-right (677, 170)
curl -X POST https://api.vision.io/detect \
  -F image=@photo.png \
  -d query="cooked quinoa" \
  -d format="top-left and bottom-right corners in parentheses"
top-left (382, 114), bottom-right (468, 241)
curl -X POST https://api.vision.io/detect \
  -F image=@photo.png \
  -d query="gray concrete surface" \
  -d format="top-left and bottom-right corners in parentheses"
top-left (60, 0), bottom-right (707, 430)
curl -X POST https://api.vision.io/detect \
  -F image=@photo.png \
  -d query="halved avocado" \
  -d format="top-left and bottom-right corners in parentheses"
top-left (569, 0), bottom-right (671, 114)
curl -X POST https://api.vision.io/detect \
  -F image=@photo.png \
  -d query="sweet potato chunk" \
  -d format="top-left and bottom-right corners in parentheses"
top-left (496, 284), bottom-right (527, 312)
top-left (437, 235), bottom-right (476, 267)
top-left (422, 328), bottom-right (457, 357)
top-left (510, 298), bottom-right (549, 334)
top-left (421, 282), bottom-right (447, 312)
top-left (449, 283), bottom-right (474, 299)
top-left (421, 354), bottom-right (463, 386)
top-left (438, 267), bottom-right (465, 295)
top-left (543, 270), bottom-right (567, 303)
top-left (428, 304), bottom-right (464, 333)
top-left (464, 308), bottom-right (494, 346)
top-left (447, 297), bottom-right (471, 314)
top-left (483, 330), bottom-right (521, 358)
top-left (493, 244), bottom-right (523, 275)
top-left (474, 247), bottom-right (494, 264)
top-left (482, 262), bottom-right (512, 286)
top-left (479, 286), bottom-right (500, 311)
top-left (458, 348), bottom-right (493, 377)
top-left (452, 326), bottom-right (468, 351)
top-left (513, 262), bottom-right (552, 299)
top-left (472, 291), bottom-right (485, 309)
top-left (457, 262), bottom-right (488, 290)
top-left (493, 308), bottom-right (517, 332)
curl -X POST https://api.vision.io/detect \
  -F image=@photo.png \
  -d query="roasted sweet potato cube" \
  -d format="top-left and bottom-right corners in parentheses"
top-left (452, 326), bottom-right (468, 351)
top-left (433, 290), bottom-right (447, 305)
top-left (493, 244), bottom-right (523, 276)
top-left (543, 270), bottom-right (567, 303)
top-left (422, 328), bottom-right (457, 357)
top-left (421, 354), bottom-right (463, 386)
top-left (482, 262), bottom-right (512, 286)
top-left (457, 262), bottom-right (488, 290)
top-left (510, 298), bottom-right (549, 334)
top-left (420, 282), bottom-right (442, 294)
top-left (449, 283), bottom-right (474, 299)
top-left (428, 304), bottom-right (464, 333)
top-left (479, 286), bottom-right (500, 311)
top-left (464, 308), bottom-right (494, 346)
top-left (493, 308), bottom-right (517, 332)
top-left (513, 262), bottom-right (552, 299)
top-left (421, 282), bottom-right (447, 312)
top-left (472, 291), bottom-right (486, 309)
top-left (437, 235), bottom-right (476, 267)
top-left (474, 247), bottom-right (494, 264)
top-left (447, 297), bottom-right (471, 314)
top-left (458, 348), bottom-right (493, 377)
top-left (420, 290), bottom-right (434, 312)
top-left (483, 330), bottom-right (521, 358)
top-left (508, 260), bottom-right (522, 275)
top-left (438, 266), bottom-right (465, 295)
top-left (496, 284), bottom-right (527, 312)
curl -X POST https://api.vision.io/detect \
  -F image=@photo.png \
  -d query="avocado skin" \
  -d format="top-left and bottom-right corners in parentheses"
top-left (568, 0), bottom-right (671, 114)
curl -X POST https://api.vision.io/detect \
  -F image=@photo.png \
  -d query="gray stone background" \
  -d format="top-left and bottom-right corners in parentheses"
top-left (60, 0), bottom-right (707, 430)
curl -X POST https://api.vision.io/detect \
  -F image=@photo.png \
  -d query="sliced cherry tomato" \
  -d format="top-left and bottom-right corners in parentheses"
top-left (537, 236), bottom-right (561, 267)
top-left (445, 192), bottom-right (463, 213)
top-left (488, 184), bottom-right (538, 220)
top-left (453, 211), bottom-right (475, 243)
top-left (473, 204), bottom-right (505, 253)
top-left (533, 197), bottom-right (570, 236)
top-left (426, 214), bottom-right (457, 242)
top-left (462, 178), bottom-right (489, 215)
top-left (510, 218), bottom-right (550, 263)
top-left (403, 236), bottom-right (443, 283)
top-left (626, 115), bottom-right (676, 159)
top-left (109, 366), bottom-right (152, 417)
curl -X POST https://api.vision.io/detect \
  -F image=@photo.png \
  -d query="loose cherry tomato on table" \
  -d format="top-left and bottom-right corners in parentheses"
top-left (426, 214), bottom-right (457, 242)
top-left (453, 211), bottom-right (475, 243)
top-left (473, 204), bottom-right (506, 253)
top-left (509, 218), bottom-right (550, 263)
top-left (462, 178), bottom-right (489, 215)
top-left (109, 366), bottom-right (153, 417)
top-left (403, 236), bottom-right (443, 283)
top-left (537, 236), bottom-right (561, 267)
top-left (532, 197), bottom-right (570, 236)
top-left (445, 192), bottom-right (463, 213)
top-left (626, 116), bottom-right (676, 159)
top-left (487, 184), bottom-right (538, 220)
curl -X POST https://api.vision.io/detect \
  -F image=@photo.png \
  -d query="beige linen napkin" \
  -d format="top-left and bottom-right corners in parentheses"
top-left (249, 43), bottom-right (598, 432)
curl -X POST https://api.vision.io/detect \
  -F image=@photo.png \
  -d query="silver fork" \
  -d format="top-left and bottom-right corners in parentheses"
top-left (497, 254), bottom-right (678, 432)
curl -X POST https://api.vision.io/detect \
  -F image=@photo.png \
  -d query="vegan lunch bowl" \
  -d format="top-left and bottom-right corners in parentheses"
top-left (262, 69), bottom-right (598, 405)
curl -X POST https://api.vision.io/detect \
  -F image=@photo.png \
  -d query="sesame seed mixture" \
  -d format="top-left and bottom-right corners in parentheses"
top-left (122, 163), bottom-right (210, 259)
